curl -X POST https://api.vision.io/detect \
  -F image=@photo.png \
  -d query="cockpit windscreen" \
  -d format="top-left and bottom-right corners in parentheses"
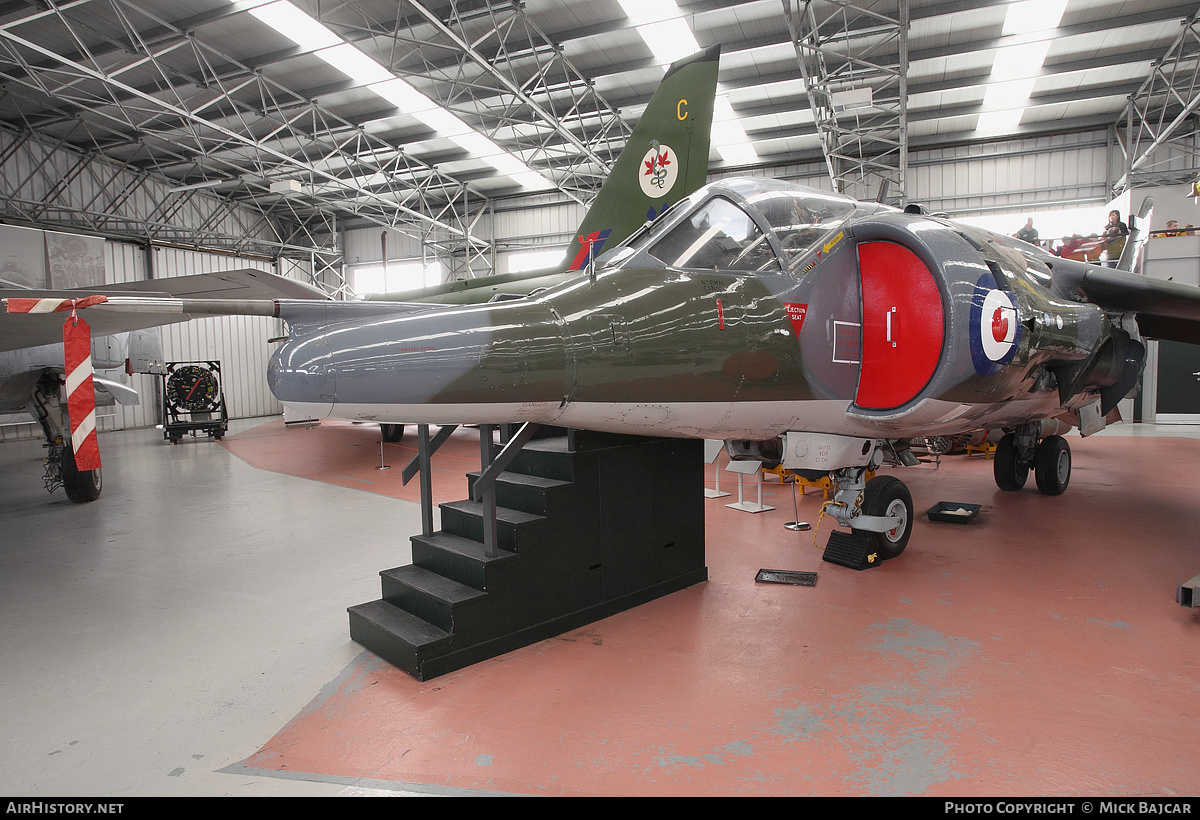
top-left (744, 189), bottom-right (856, 271)
top-left (647, 196), bottom-right (781, 273)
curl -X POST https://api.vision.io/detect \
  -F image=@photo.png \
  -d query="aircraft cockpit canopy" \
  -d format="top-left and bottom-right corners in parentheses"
top-left (628, 179), bottom-right (860, 276)
top-left (743, 188), bottom-right (856, 270)
top-left (646, 196), bottom-right (779, 272)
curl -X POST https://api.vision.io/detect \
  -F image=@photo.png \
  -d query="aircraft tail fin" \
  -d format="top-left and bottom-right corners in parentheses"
top-left (558, 44), bottom-right (720, 272)
top-left (1117, 196), bottom-right (1154, 272)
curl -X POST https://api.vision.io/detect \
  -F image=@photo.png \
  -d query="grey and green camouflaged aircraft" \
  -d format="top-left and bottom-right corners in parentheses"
top-left (43, 175), bottom-right (1197, 558)
top-left (10, 52), bottom-right (1200, 561)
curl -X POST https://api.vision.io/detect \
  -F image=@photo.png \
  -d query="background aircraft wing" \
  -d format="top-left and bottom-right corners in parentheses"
top-left (1053, 265), bottom-right (1200, 344)
top-left (0, 269), bottom-right (329, 353)
top-left (89, 268), bottom-right (330, 300)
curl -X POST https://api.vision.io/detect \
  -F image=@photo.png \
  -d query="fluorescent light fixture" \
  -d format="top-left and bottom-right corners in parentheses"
top-left (316, 43), bottom-right (393, 85)
top-left (991, 42), bottom-right (1050, 80)
top-left (269, 179), bottom-right (303, 195)
top-left (984, 78), bottom-right (1036, 108)
top-left (710, 96), bottom-right (758, 163)
top-left (250, 1), bottom-right (341, 50)
top-left (414, 107), bottom-right (472, 137)
top-left (710, 119), bottom-right (746, 145)
top-left (451, 132), bottom-right (499, 156)
top-left (977, 110), bottom-right (1024, 134)
top-left (487, 154), bottom-right (529, 176)
top-left (1002, 0), bottom-right (1068, 35)
top-left (617, 0), bottom-right (679, 25)
top-left (168, 179), bottom-right (223, 193)
top-left (617, 0), bottom-right (700, 66)
top-left (512, 171), bottom-right (552, 189)
top-left (639, 18), bottom-right (700, 64)
top-left (717, 143), bottom-right (759, 165)
top-left (369, 79), bottom-right (436, 114)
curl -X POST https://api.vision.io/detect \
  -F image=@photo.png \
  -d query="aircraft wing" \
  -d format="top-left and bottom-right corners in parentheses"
top-left (1, 292), bottom-right (456, 352)
top-left (1052, 265), bottom-right (1200, 344)
top-left (0, 269), bottom-right (329, 353)
top-left (88, 268), bottom-right (330, 300)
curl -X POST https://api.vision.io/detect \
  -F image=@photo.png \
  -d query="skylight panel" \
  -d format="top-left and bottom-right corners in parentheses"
top-left (1002, 0), bottom-right (1068, 36)
top-left (316, 44), bottom-right (393, 85)
top-left (249, 0), bottom-right (341, 50)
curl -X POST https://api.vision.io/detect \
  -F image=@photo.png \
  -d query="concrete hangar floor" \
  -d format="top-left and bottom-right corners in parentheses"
top-left (1, 417), bottom-right (1198, 797)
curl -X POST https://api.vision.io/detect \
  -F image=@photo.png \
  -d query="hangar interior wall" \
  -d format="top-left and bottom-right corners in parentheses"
top-left (341, 130), bottom-right (1122, 291)
top-left (1, 241), bottom-right (287, 443)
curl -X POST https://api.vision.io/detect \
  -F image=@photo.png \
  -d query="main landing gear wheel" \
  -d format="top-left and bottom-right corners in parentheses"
top-left (380, 424), bottom-right (405, 443)
top-left (993, 433), bottom-right (1029, 491)
top-left (854, 475), bottom-right (913, 560)
top-left (62, 443), bottom-right (102, 503)
top-left (1034, 435), bottom-right (1071, 496)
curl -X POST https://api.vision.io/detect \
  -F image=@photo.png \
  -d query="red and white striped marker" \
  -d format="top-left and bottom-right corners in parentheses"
top-left (6, 296), bottom-right (108, 470)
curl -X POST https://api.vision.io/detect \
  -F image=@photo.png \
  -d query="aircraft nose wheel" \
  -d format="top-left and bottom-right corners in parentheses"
top-left (853, 475), bottom-right (913, 560)
top-left (1034, 435), bottom-right (1071, 495)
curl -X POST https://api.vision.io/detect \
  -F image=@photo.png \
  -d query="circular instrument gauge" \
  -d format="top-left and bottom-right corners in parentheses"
top-left (166, 365), bottom-right (220, 412)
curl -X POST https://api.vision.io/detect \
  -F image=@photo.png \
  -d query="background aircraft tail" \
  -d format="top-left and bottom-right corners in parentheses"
top-left (1116, 196), bottom-right (1154, 272)
top-left (559, 44), bottom-right (721, 272)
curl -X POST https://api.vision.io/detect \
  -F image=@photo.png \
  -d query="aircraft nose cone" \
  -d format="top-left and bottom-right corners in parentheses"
top-left (268, 335), bottom-right (335, 417)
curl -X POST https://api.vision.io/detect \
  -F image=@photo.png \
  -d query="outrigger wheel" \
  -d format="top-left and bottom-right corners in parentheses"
top-left (61, 442), bottom-right (102, 503)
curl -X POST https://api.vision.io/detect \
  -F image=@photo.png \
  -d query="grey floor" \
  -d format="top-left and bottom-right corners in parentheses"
top-left (0, 419), bottom-right (446, 796)
top-left (4, 416), bottom-right (1200, 797)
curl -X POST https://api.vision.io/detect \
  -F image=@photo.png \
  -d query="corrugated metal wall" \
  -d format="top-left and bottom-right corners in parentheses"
top-left (149, 246), bottom-right (283, 422)
top-left (908, 132), bottom-right (1110, 216)
top-left (341, 131), bottom-right (1119, 286)
top-left (2, 239), bottom-right (285, 443)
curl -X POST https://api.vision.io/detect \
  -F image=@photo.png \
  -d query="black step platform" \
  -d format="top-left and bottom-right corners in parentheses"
top-left (349, 431), bottom-right (708, 680)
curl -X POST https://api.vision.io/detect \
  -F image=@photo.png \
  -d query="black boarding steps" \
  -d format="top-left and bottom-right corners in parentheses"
top-left (349, 433), bottom-right (708, 681)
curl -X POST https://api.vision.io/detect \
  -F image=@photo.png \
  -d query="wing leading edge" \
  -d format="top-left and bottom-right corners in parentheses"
top-left (1052, 264), bottom-right (1200, 344)
top-left (0, 269), bottom-right (329, 353)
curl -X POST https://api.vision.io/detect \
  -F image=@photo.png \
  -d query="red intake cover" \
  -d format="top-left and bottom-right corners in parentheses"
top-left (856, 241), bottom-right (945, 410)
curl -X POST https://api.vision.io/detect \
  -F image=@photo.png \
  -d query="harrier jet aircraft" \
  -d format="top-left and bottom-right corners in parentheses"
top-left (22, 176), bottom-right (1186, 558)
top-left (0, 44), bottom-right (721, 501)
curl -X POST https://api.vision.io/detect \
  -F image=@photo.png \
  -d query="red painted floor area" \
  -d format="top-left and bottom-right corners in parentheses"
top-left (224, 422), bottom-right (1200, 796)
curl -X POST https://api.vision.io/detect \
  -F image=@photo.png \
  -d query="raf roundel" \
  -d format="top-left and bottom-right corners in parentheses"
top-left (639, 143), bottom-right (678, 199)
top-left (968, 273), bottom-right (1020, 377)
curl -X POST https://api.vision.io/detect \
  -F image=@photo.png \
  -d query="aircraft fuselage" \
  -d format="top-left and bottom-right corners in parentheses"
top-left (269, 178), bottom-right (1133, 446)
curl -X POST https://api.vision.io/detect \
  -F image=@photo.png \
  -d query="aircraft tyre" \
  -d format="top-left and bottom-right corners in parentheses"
top-left (855, 475), bottom-right (913, 560)
top-left (1034, 435), bottom-right (1071, 496)
top-left (62, 444), bottom-right (102, 503)
top-left (380, 424), bottom-right (405, 443)
top-left (994, 433), bottom-right (1028, 491)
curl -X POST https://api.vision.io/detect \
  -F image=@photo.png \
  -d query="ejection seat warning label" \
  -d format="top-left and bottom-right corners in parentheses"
top-left (784, 302), bottom-right (808, 337)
